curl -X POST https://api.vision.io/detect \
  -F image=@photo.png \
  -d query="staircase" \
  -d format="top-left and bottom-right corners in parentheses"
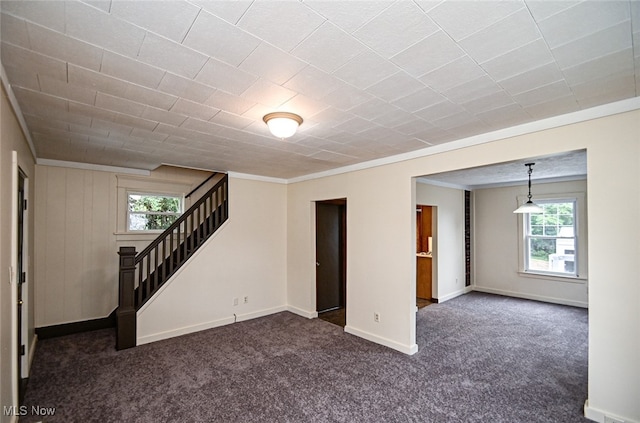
top-left (116, 174), bottom-right (228, 350)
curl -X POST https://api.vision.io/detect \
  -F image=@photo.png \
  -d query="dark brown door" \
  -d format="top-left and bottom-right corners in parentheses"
top-left (17, 170), bottom-right (26, 404)
top-left (316, 200), bottom-right (346, 313)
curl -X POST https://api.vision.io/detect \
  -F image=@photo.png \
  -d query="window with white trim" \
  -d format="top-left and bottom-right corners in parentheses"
top-left (127, 192), bottom-right (183, 232)
top-left (524, 199), bottom-right (578, 277)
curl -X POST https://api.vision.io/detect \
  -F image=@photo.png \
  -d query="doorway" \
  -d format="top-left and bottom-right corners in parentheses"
top-left (416, 205), bottom-right (433, 309)
top-left (315, 199), bottom-right (346, 327)
top-left (17, 168), bottom-right (28, 404)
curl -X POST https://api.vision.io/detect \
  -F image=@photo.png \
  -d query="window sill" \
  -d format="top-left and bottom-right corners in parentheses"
top-left (518, 271), bottom-right (587, 283)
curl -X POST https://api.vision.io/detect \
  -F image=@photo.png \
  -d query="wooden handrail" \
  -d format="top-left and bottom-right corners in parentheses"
top-left (185, 172), bottom-right (218, 199)
top-left (135, 174), bottom-right (227, 262)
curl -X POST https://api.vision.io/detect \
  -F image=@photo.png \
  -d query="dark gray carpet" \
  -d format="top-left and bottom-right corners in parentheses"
top-left (21, 292), bottom-right (588, 422)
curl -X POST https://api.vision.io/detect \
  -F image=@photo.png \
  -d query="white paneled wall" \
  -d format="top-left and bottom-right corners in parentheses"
top-left (34, 164), bottom-right (214, 327)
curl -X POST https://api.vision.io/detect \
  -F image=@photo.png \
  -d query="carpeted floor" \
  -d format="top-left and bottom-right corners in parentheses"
top-left (21, 292), bottom-right (589, 422)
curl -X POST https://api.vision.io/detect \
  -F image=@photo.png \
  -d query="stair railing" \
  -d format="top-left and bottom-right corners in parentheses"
top-left (116, 174), bottom-right (228, 350)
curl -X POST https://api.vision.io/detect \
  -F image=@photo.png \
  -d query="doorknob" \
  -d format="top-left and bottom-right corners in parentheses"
top-left (316, 262), bottom-right (320, 266)
top-left (18, 300), bottom-right (23, 306)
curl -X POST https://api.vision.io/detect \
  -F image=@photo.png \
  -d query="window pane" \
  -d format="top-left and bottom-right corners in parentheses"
top-left (531, 225), bottom-right (543, 235)
top-left (544, 225), bottom-right (558, 236)
top-left (129, 213), bottom-right (179, 231)
top-left (128, 194), bottom-right (181, 213)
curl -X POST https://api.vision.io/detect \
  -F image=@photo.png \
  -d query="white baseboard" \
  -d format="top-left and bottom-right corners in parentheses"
top-left (344, 325), bottom-right (418, 355)
top-left (236, 305), bottom-right (287, 323)
top-left (437, 286), bottom-right (473, 303)
top-left (472, 286), bottom-right (588, 308)
top-left (137, 316), bottom-right (235, 345)
top-left (584, 400), bottom-right (638, 423)
top-left (286, 305), bottom-right (317, 319)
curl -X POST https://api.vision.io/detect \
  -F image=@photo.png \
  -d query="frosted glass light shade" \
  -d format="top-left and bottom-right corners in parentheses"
top-left (513, 200), bottom-right (543, 214)
top-left (263, 112), bottom-right (303, 139)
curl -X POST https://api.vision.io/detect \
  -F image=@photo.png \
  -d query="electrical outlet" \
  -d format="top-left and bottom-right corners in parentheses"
top-left (233, 297), bottom-right (238, 306)
top-left (374, 312), bottom-right (380, 323)
top-left (604, 416), bottom-right (625, 423)
top-left (243, 295), bottom-right (249, 304)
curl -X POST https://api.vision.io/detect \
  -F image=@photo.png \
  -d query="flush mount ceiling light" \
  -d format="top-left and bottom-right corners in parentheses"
top-left (263, 112), bottom-right (303, 139)
top-left (513, 162), bottom-right (544, 214)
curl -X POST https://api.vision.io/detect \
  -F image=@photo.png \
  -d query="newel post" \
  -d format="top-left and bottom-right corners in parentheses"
top-left (116, 246), bottom-right (137, 350)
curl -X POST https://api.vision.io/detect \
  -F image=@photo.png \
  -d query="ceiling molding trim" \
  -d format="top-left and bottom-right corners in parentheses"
top-left (1, 63), bottom-right (38, 161)
top-left (159, 162), bottom-right (224, 174)
top-left (36, 158), bottom-right (151, 176)
top-left (287, 97), bottom-right (640, 184)
top-left (416, 177), bottom-right (473, 191)
top-left (470, 174), bottom-right (588, 190)
top-left (228, 171), bottom-right (288, 185)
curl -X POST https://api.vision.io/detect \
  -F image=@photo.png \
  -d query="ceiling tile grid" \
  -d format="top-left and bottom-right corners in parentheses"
top-left (0, 0), bottom-right (637, 178)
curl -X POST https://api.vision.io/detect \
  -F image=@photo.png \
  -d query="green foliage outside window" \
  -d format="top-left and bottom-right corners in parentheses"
top-left (128, 194), bottom-right (182, 231)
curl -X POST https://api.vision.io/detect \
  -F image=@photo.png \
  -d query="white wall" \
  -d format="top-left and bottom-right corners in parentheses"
top-left (137, 176), bottom-right (287, 344)
top-left (0, 86), bottom-right (36, 422)
top-left (473, 179), bottom-right (588, 307)
top-left (286, 109), bottom-right (640, 422)
top-left (33, 164), bottom-right (215, 327)
top-left (415, 182), bottom-right (466, 302)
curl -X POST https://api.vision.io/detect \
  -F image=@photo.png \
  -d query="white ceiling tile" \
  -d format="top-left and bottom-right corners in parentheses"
top-left (80, 1), bottom-right (112, 13)
top-left (110, 1), bottom-right (199, 43)
top-left (137, 33), bottom-right (208, 79)
top-left (393, 118), bottom-right (437, 136)
top-left (332, 51), bottom-right (398, 90)
top-left (536, 1), bottom-right (630, 49)
top-left (335, 116), bottom-right (375, 134)
top-left (183, 10), bottom-right (261, 67)
top-left (419, 55), bottom-right (487, 92)
top-left (354, 1), bottom-right (439, 58)
top-left (239, 43), bottom-right (307, 86)
top-left (292, 22), bottom-right (367, 73)
top-left (190, 0), bottom-right (253, 25)
top-left (122, 85), bottom-right (177, 111)
top-left (572, 72), bottom-right (636, 109)
top-left (205, 90), bottom-right (256, 116)
top-left (523, 95), bottom-right (579, 119)
top-left (480, 38), bottom-right (554, 81)
top-left (524, 0), bottom-right (580, 22)
top-left (512, 80), bottom-right (572, 107)
top-left (95, 92), bottom-right (146, 116)
top-left (392, 87), bottom-right (447, 113)
top-left (69, 102), bottom-right (115, 124)
top-left (1, 12), bottom-right (30, 48)
top-left (391, 30), bottom-right (465, 78)
top-left (459, 8), bottom-right (541, 63)
top-left (195, 58), bottom-right (257, 95)
top-left (414, 100), bottom-right (465, 122)
top-left (157, 73), bottom-right (215, 103)
top-left (366, 71), bottom-right (426, 102)
top-left (113, 113), bottom-right (158, 132)
top-left (170, 98), bottom-right (220, 121)
top-left (348, 98), bottom-right (394, 120)
top-left (210, 111), bottom-right (254, 129)
top-left (1, 42), bottom-right (67, 81)
top-left (551, 21), bottom-right (632, 70)
top-left (65, 1), bottom-right (145, 58)
top-left (428, 0), bottom-right (524, 41)
top-left (237, 0), bottom-right (325, 52)
top-left (498, 62), bottom-right (564, 96)
top-left (0, 0), bottom-right (65, 32)
top-left (375, 108), bottom-right (416, 128)
top-left (3, 65), bottom-right (39, 91)
top-left (284, 66), bottom-right (339, 100)
top-left (461, 90), bottom-right (516, 115)
top-left (241, 79), bottom-right (297, 108)
top-left (278, 94), bottom-right (328, 119)
top-left (68, 64), bottom-right (129, 97)
top-left (442, 75), bottom-right (502, 103)
top-left (141, 107), bottom-right (187, 127)
top-left (27, 22), bottom-right (104, 71)
top-left (303, 1), bottom-right (390, 33)
top-left (180, 117), bottom-right (226, 135)
top-left (101, 51), bottom-right (166, 89)
top-left (38, 75), bottom-right (96, 105)
top-left (432, 110), bottom-right (485, 131)
top-left (321, 83), bottom-right (374, 111)
top-left (130, 128), bottom-right (168, 142)
top-left (241, 103), bottom-right (275, 122)
top-left (562, 48), bottom-right (634, 86)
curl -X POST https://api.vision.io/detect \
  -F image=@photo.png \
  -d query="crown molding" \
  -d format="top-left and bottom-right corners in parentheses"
top-left (36, 158), bottom-right (150, 176)
top-left (1, 63), bottom-right (38, 161)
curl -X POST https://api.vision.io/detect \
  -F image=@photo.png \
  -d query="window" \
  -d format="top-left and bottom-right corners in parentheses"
top-left (127, 193), bottom-right (182, 231)
top-left (524, 200), bottom-right (577, 276)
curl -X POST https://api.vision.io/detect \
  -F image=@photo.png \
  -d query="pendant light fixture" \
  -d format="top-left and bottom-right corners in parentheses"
top-left (513, 163), bottom-right (543, 214)
top-left (263, 112), bottom-right (303, 139)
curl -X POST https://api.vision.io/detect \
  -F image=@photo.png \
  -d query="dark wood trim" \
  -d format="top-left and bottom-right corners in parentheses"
top-left (430, 298), bottom-right (440, 304)
top-left (36, 309), bottom-right (116, 339)
top-left (185, 172), bottom-right (218, 198)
